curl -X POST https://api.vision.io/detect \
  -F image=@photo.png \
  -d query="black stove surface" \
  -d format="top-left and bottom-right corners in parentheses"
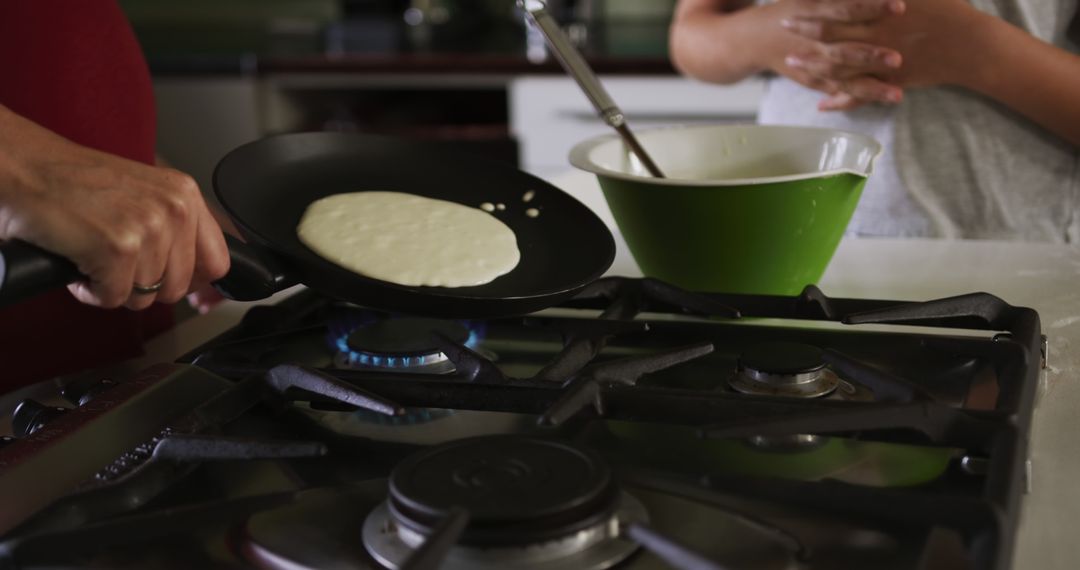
top-left (0, 278), bottom-right (1043, 570)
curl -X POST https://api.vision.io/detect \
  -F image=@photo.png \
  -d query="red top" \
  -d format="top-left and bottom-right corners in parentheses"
top-left (0, 0), bottom-right (173, 390)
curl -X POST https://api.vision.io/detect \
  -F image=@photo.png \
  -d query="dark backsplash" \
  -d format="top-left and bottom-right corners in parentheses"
top-left (119, 0), bottom-right (673, 64)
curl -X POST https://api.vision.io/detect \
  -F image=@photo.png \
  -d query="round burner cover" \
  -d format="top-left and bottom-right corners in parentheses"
top-left (346, 317), bottom-right (470, 356)
top-left (740, 341), bottom-right (826, 376)
top-left (389, 435), bottom-right (618, 546)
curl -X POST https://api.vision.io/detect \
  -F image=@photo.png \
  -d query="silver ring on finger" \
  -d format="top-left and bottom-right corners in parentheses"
top-left (132, 280), bottom-right (164, 295)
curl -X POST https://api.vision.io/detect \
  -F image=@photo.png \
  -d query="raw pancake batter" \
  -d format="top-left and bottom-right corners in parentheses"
top-left (297, 191), bottom-right (520, 287)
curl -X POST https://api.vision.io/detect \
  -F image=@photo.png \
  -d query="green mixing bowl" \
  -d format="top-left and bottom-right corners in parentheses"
top-left (569, 124), bottom-right (882, 295)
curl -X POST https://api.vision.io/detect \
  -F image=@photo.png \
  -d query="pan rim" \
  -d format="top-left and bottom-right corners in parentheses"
top-left (213, 131), bottom-right (616, 304)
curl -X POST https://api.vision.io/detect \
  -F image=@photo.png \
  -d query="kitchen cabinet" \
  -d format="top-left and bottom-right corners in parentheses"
top-left (154, 72), bottom-right (517, 194)
top-left (154, 72), bottom-right (761, 193)
top-left (258, 71), bottom-right (520, 165)
top-left (140, 1), bottom-right (693, 186)
top-left (153, 77), bottom-right (261, 203)
top-left (509, 75), bottom-right (766, 177)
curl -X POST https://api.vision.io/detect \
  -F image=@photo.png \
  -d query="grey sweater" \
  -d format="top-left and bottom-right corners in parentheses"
top-left (757, 0), bottom-right (1080, 242)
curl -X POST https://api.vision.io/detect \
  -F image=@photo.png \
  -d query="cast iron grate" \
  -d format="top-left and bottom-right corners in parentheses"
top-left (0, 278), bottom-right (1041, 570)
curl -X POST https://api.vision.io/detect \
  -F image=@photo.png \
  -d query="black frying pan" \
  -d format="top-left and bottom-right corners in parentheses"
top-left (0, 132), bottom-right (615, 319)
top-left (214, 132), bottom-right (615, 317)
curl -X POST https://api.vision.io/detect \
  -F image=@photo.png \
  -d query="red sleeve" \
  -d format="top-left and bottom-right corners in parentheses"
top-left (0, 0), bottom-right (173, 390)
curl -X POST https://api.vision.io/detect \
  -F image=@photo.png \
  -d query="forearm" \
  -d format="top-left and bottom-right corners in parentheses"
top-left (670, 0), bottom-right (802, 83)
top-left (959, 12), bottom-right (1080, 147)
top-left (0, 104), bottom-right (51, 221)
top-left (0, 104), bottom-right (33, 196)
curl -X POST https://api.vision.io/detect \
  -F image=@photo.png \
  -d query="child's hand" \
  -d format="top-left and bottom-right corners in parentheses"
top-left (775, 0), bottom-right (907, 109)
top-left (782, 0), bottom-right (984, 110)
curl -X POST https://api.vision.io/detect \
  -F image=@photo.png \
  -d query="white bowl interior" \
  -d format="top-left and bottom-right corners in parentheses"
top-left (569, 124), bottom-right (882, 186)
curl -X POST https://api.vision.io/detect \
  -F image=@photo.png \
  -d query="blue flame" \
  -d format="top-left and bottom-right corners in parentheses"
top-left (326, 311), bottom-right (481, 425)
top-left (329, 315), bottom-right (484, 371)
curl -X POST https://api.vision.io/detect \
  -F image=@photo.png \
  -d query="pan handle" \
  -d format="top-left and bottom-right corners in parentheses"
top-left (213, 234), bottom-right (298, 301)
top-left (0, 240), bottom-right (82, 308)
top-left (0, 235), bottom-right (296, 308)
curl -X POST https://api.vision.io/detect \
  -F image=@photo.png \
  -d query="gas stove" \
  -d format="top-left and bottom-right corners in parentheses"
top-left (0, 277), bottom-right (1044, 570)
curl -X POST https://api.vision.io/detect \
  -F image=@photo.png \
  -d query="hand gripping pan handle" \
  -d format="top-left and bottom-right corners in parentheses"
top-left (0, 235), bottom-right (293, 307)
top-left (0, 240), bottom-right (81, 307)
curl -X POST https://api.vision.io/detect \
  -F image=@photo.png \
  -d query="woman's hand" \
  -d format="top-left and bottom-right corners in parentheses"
top-left (0, 105), bottom-right (231, 310)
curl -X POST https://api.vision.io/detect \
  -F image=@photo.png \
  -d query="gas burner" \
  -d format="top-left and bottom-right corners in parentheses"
top-left (331, 317), bottom-right (480, 374)
top-left (730, 341), bottom-right (840, 399)
top-left (363, 435), bottom-right (647, 569)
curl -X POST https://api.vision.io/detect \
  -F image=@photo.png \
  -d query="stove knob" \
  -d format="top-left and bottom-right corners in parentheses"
top-left (12, 399), bottom-right (70, 438)
top-left (61, 378), bottom-right (116, 407)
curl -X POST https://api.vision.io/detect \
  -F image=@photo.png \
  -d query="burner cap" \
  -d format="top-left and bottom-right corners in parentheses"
top-left (346, 317), bottom-right (469, 357)
top-left (740, 341), bottom-right (826, 376)
top-left (731, 342), bottom-right (838, 398)
top-left (389, 435), bottom-right (618, 547)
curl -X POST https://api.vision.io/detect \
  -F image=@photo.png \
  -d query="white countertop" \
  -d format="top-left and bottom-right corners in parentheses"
top-left (824, 238), bottom-right (1080, 570)
top-left (132, 172), bottom-right (1080, 570)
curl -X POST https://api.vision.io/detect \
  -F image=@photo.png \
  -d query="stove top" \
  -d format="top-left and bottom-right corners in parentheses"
top-left (0, 277), bottom-right (1044, 570)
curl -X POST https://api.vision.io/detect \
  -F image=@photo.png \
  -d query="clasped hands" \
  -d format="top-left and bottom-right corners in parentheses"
top-left (776, 0), bottom-right (975, 110)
